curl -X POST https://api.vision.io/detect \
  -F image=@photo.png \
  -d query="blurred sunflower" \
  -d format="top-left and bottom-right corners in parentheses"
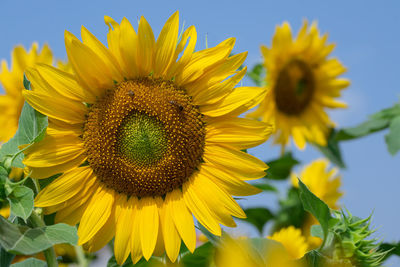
top-left (215, 236), bottom-right (305, 267)
top-left (0, 43), bottom-right (53, 143)
top-left (23, 11), bottom-right (272, 264)
top-left (268, 226), bottom-right (308, 260)
top-left (291, 159), bottom-right (343, 248)
top-left (248, 21), bottom-right (349, 150)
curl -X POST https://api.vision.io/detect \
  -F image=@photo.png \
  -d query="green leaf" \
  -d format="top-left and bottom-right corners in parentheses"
top-left (265, 152), bottom-right (300, 180)
top-left (181, 242), bottom-right (214, 267)
top-left (301, 250), bottom-right (324, 267)
top-left (314, 129), bottom-right (345, 168)
top-left (336, 118), bottom-right (389, 141)
top-left (0, 247), bottom-right (15, 267)
top-left (253, 183), bottom-right (278, 193)
top-left (10, 258), bottom-right (46, 267)
top-left (271, 187), bottom-right (306, 233)
top-left (0, 101), bottom-right (48, 168)
top-left (298, 179), bottom-right (332, 241)
top-left (337, 103), bottom-right (400, 141)
top-left (0, 166), bottom-right (8, 201)
top-left (7, 186), bottom-right (34, 221)
top-left (0, 216), bottom-right (78, 255)
top-left (247, 63), bottom-right (266, 87)
top-left (379, 242), bottom-right (400, 261)
top-left (106, 256), bottom-right (162, 267)
top-left (310, 225), bottom-right (324, 239)
top-left (385, 116), bottom-right (400, 155)
top-left (240, 207), bottom-right (274, 234)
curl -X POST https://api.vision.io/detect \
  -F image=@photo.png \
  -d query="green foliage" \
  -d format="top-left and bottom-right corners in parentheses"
top-left (253, 182), bottom-right (278, 192)
top-left (107, 256), bottom-right (162, 267)
top-left (247, 63), bottom-right (266, 87)
top-left (0, 102), bottom-right (48, 169)
top-left (265, 152), bottom-right (300, 180)
top-left (271, 187), bottom-right (306, 233)
top-left (385, 116), bottom-right (400, 155)
top-left (0, 78), bottom-right (47, 169)
top-left (181, 242), bottom-right (214, 267)
top-left (10, 258), bottom-right (46, 267)
top-left (240, 207), bottom-right (274, 234)
top-left (0, 216), bottom-right (78, 255)
top-left (337, 103), bottom-right (400, 141)
top-left (314, 129), bottom-right (346, 168)
top-left (298, 179), bottom-right (339, 244)
top-left (7, 186), bottom-right (34, 221)
top-left (379, 242), bottom-right (400, 261)
top-left (0, 247), bottom-right (15, 267)
top-left (323, 211), bottom-right (388, 267)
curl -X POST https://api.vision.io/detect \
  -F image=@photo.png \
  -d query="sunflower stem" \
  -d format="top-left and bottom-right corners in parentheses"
top-left (74, 245), bottom-right (89, 267)
top-left (29, 211), bottom-right (58, 267)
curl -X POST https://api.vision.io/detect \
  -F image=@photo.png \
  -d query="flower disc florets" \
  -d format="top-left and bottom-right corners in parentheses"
top-left (274, 59), bottom-right (315, 115)
top-left (83, 77), bottom-right (206, 197)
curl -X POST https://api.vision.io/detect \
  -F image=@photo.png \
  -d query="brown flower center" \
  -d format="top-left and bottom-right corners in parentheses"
top-left (274, 59), bottom-right (315, 115)
top-left (83, 77), bottom-right (206, 197)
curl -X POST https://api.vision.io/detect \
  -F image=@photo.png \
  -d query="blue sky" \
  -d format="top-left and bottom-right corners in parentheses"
top-left (1, 0), bottom-right (399, 264)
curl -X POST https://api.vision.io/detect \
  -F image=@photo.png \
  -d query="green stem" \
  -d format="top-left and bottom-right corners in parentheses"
top-left (74, 245), bottom-right (88, 267)
top-left (29, 211), bottom-right (58, 267)
top-left (32, 178), bottom-right (41, 195)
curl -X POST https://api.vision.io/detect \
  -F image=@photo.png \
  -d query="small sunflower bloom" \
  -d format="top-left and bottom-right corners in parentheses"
top-left (268, 226), bottom-right (308, 260)
top-left (215, 236), bottom-right (305, 267)
top-left (292, 159), bottom-right (343, 248)
top-left (248, 21), bottom-right (350, 150)
top-left (22, 11), bottom-right (272, 264)
top-left (0, 43), bottom-right (53, 143)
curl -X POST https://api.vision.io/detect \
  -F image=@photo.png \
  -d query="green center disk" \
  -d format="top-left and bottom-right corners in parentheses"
top-left (117, 112), bottom-right (168, 165)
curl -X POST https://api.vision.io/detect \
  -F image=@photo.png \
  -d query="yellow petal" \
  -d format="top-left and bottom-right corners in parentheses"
top-left (167, 25), bottom-right (197, 78)
top-left (35, 166), bottom-right (93, 207)
top-left (137, 16), bottom-right (155, 76)
top-left (200, 86), bottom-right (267, 117)
top-left (201, 163), bottom-right (261, 196)
top-left (78, 185), bottom-right (115, 245)
top-left (183, 175), bottom-right (221, 236)
top-left (203, 144), bottom-right (268, 179)
top-left (166, 189), bottom-right (196, 253)
top-left (176, 38), bottom-right (235, 86)
top-left (35, 64), bottom-right (96, 103)
top-left (119, 17), bottom-right (139, 78)
top-left (23, 90), bottom-right (86, 124)
top-left (81, 26), bottom-right (123, 82)
top-left (65, 31), bottom-right (114, 92)
top-left (154, 11), bottom-right (179, 77)
top-left (206, 117), bottom-right (272, 149)
top-left (84, 207), bottom-right (116, 252)
top-left (54, 178), bottom-right (98, 225)
top-left (130, 202), bottom-right (143, 264)
top-left (139, 197), bottom-right (159, 260)
top-left (114, 196), bottom-right (137, 265)
top-left (160, 198), bottom-right (181, 262)
top-left (23, 134), bottom-right (85, 168)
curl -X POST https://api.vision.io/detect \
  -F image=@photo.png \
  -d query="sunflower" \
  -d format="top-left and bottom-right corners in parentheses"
top-left (22, 11), bottom-right (272, 264)
top-left (291, 159), bottom-right (343, 248)
top-left (268, 226), bottom-right (308, 260)
top-left (248, 21), bottom-right (350, 150)
top-left (0, 43), bottom-right (53, 143)
top-left (214, 236), bottom-right (305, 267)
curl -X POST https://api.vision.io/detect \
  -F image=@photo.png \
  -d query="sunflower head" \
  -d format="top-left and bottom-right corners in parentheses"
top-left (248, 21), bottom-right (350, 150)
top-left (0, 43), bottom-right (53, 143)
top-left (22, 11), bottom-right (272, 264)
